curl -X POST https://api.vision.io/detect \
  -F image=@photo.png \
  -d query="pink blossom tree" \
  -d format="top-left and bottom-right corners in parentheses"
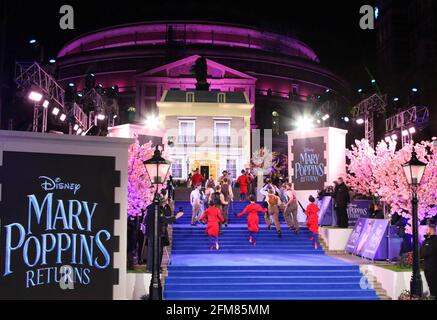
top-left (127, 139), bottom-right (170, 217)
top-left (346, 139), bottom-right (437, 231)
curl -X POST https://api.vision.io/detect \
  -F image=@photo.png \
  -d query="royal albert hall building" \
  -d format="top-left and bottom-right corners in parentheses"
top-left (56, 21), bottom-right (349, 152)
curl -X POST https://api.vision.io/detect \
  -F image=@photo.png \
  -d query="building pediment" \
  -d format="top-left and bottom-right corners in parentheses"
top-left (137, 55), bottom-right (257, 82)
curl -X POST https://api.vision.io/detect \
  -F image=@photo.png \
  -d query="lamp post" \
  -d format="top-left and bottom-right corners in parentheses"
top-left (402, 149), bottom-right (427, 298)
top-left (143, 145), bottom-right (171, 300)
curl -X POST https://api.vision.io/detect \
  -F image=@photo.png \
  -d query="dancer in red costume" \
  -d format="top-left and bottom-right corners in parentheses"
top-left (201, 201), bottom-right (225, 251)
top-left (305, 196), bottom-right (320, 249)
top-left (237, 195), bottom-right (268, 247)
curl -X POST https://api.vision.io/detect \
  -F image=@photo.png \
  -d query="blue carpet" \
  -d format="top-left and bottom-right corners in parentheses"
top-left (164, 202), bottom-right (379, 300)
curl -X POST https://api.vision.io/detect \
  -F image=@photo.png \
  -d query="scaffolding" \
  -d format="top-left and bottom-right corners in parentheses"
top-left (385, 106), bottom-right (430, 146)
top-left (352, 94), bottom-right (387, 148)
top-left (15, 62), bottom-right (88, 133)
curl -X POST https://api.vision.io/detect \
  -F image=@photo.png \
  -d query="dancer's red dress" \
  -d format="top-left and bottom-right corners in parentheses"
top-left (237, 203), bottom-right (267, 233)
top-left (237, 175), bottom-right (251, 195)
top-left (201, 207), bottom-right (225, 237)
top-left (305, 203), bottom-right (320, 235)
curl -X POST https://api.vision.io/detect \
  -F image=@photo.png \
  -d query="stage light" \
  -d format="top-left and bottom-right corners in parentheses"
top-left (68, 83), bottom-right (75, 87)
top-left (325, 89), bottom-right (331, 93)
top-left (394, 97), bottom-right (399, 102)
top-left (77, 128), bottom-right (83, 135)
top-left (49, 59), bottom-right (56, 64)
top-left (391, 134), bottom-right (398, 141)
top-left (371, 79), bottom-right (376, 84)
top-left (29, 39), bottom-right (37, 44)
top-left (412, 88), bottom-right (418, 93)
top-left (113, 115), bottom-right (118, 119)
top-left (77, 93), bottom-right (83, 97)
top-left (409, 127), bottom-right (416, 134)
top-left (42, 100), bottom-right (49, 108)
top-left (73, 124), bottom-right (79, 131)
top-left (358, 89), bottom-right (363, 93)
top-left (356, 118), bottom-right (365, 125)
top-left (145, 115), bottom-right (160, 130)
top-left (344, 117), bottom-right (350, 123)
top-left (59, 114), bottom-right (67, 122)
top-left (52, 107), bottom-right (60, 116)
top-left (322, 114), bottom-right (330, 121)
top-left (316, 120), bottom-right (321, 124)
top-left (402, 130), bottom-right (409, 137)
top-left (91, 73), bottom-right (95, 77)
top-left (97, 114), bottom-right (106, 121)
top-left (295, 116), bottom-right (314, 132)
top-left (28, 91), bottom-right (43, 102)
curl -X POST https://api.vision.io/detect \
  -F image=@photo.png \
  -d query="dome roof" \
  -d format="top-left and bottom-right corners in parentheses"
top-left (57, 21), bottom-right (320, 62)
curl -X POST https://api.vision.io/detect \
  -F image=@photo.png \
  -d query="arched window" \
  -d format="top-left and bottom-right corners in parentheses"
top-left (272, 111), bottom-right (280, 135)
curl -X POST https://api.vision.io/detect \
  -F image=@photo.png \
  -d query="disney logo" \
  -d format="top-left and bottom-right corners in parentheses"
top-left (39, 176), bottom-right (81, 195)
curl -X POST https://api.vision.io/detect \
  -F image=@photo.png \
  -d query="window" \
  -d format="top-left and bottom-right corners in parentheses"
top-left (178, 120), bottom-right (196, 144)
top-left (171, 159), bottom-right (183, 179)
top-left (226, 160), bottom-right (237, 180)
top-left (186, 92), bottom-right (195, 103)
top-left (214, 120), bottom-right (231, 145)
top-left (218, 93), bottom-right (226, 103)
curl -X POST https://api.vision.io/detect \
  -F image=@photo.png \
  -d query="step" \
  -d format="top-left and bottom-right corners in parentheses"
top-left (167, 266), bottom-right (360, 271)
top-left (167, 270), bottom-right (361, 277)
top-left (165, 276), bottom-right (364, 284)
top-left (165, 283), bottom-right (367, 291)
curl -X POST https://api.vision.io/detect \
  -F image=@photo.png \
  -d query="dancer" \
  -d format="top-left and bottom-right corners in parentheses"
top-left (220, 178), bottom-right (233, 228)
top-left (284, 183), bottom-right (300, 234)
top-left (305, 196), bottom-right (320, 249)
top-left (190, 184), bottom-right (203, 226)
top-left (266, 188), bottom-right (282, 238)
top-left (237, 195), bottom-right (268, 247)
top-left (237, 170), bottom-right (251, 201)
top-left (201, 201), bottom-right (225, 251)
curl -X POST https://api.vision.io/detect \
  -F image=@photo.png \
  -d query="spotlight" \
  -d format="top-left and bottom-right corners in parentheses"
top-left (325, 89), bottom-right (331, 93)
top-left (316, 120), bottom-right (321, 124)
top-left (42, 100), bottom-right (50, 108)
top-left (68, 83), bottom-right (75, 87)
top-left (409, 127), bottom-right (416, 134)
top-left (77, 93), bottom-right (83, 97)
top-left (28, 91), bottom-right (43, 102)
top-left (145, 115), bottom-right (160, 130)
top-left (322, 114), bottom-right (330, 121)
top-left (412, 88), bottom-right (418, 93)
top-left (402, 130), bottom-right (409, 137)
top-left (391, 134), bottom-right (398, 141)
top-left (371, 79), bottom-right (376, 84)
top-left (97, 114), bottom-right (106, 121)
top-left (394, 97), bottom-right (399, 102)
top-left (113, 115), bottom-right (118, 119)
top-left (358, 89), bottom-right (363, 94)
top-left (73, 124), bottom-right (79, 131)
top-left (52, 107), bottom-right (60, 116)
top-left (295, 116), bottom-right (314, 132)
top-left (49, 59), bottom-right (56, 64)
top-left (77, 128), bottom-right (83, 135)
top-left (356, 118), bottom-right (365, 125)
top-left (59, 114), bottom-right (67, 122)
top-left (29, 39), bottom-right (37, 44)
top-left (91, 73), bottom-right (95, 77)
top-left (343, 117), bottom-right (350, 123)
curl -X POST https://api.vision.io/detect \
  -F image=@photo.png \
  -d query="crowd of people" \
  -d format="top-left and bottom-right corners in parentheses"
top-left (189, 168), bottom-right (321, 251)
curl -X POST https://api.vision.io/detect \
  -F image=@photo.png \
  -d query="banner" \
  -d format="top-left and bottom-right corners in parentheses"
top-left (0, 151), bottom-right (120, 300)
top-left (291, 137), bottom-right (327, 191)
top-left (362, 220), bottom-right (390, 260)
top-left (347, 200), bottom-right (371, 226)
top-left (346, 218), bottom-right (367, 253)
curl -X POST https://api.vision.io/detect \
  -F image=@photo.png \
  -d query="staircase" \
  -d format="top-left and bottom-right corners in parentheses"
top-left (164, 201), bottom-right (380, 300)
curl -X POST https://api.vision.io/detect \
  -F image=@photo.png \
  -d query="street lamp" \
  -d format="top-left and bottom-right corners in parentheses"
top-left (143, 145), bottom-right (171, 300)
top-left (402, 149), bottom-right (427, 298)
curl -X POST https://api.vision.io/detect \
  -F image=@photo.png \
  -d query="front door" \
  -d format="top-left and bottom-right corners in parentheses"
top-left (200, 166), bottom-right (210, 179)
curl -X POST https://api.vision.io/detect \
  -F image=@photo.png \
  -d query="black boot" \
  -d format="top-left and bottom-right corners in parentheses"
top-left (277, 230), bottom-right (282, 238)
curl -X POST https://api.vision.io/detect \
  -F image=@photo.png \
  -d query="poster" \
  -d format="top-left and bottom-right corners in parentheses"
top-left (292, 137), bottom-right (327, 191)
top-left (0, 152), bottom-right (120, 300)
top-left (347, 200), bottom-right (371, 226)
top-left (362, 220), bottom-right (390, 260)
top-left (346, 218), bottom-right (367, 254)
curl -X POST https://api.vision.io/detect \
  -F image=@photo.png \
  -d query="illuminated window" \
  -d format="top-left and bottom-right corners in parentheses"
top-left (171, 159), bottom-right (183, 178)
top-left (272, 111), bottom-right (280, 135)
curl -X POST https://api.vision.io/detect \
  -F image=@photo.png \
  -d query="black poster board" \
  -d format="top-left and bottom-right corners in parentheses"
top-left (291, 137), bottom-right (327, 191)
top-left (0, 152), bottom-right (120, 300)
